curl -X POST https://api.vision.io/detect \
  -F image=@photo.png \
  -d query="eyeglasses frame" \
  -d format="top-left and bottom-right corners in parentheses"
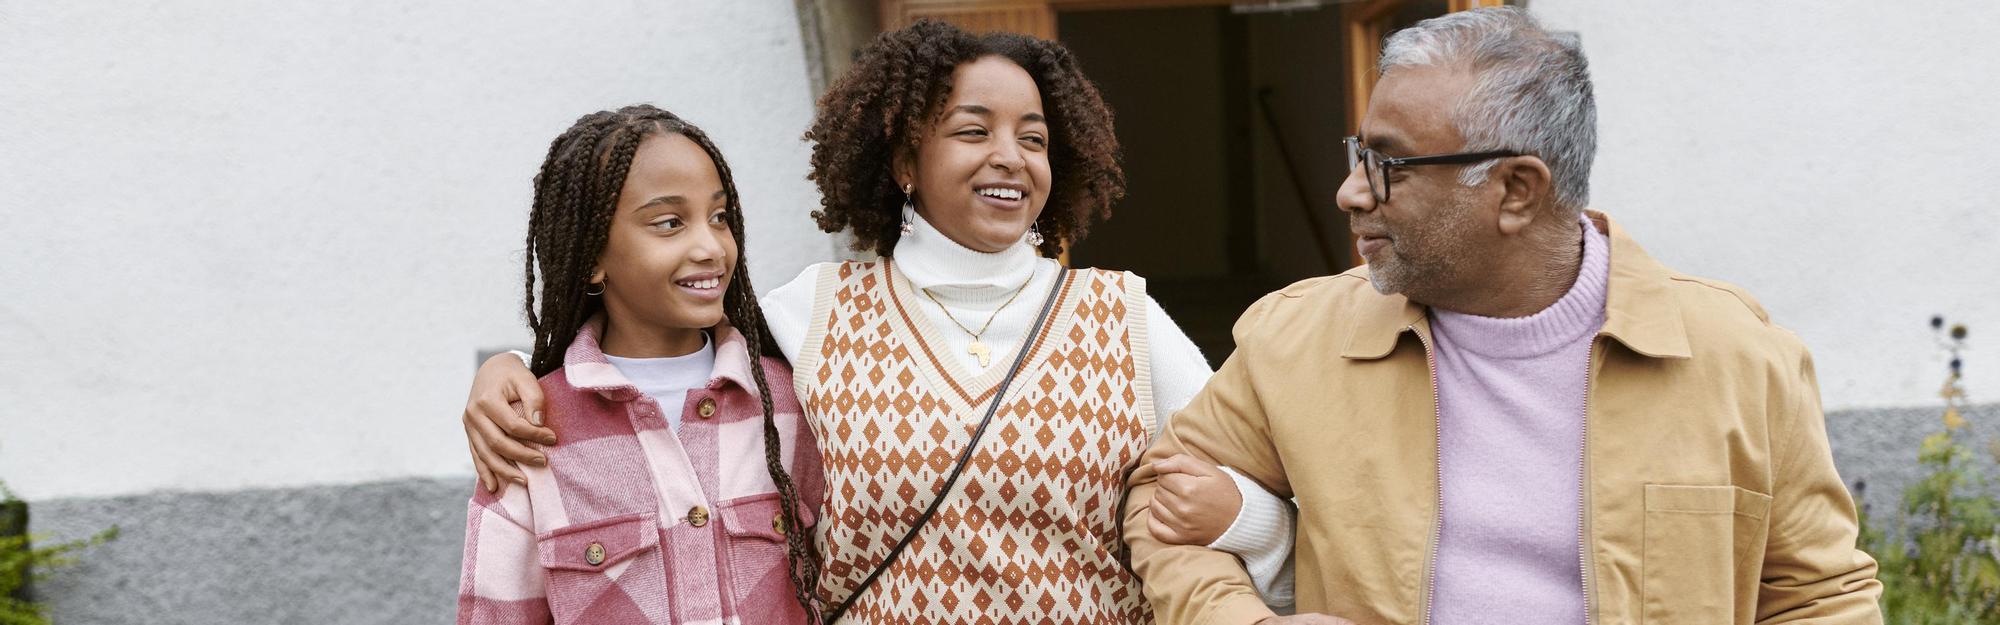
top-left (1344, 135), bottom-right (1522, 204)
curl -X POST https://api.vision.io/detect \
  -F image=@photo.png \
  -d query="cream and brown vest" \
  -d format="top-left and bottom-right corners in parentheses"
top-left (792, 260), bottom-right (1156, 625)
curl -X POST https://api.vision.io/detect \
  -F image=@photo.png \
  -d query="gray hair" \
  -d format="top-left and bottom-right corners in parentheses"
top-left (1379, 7), bottom-right (1596, 212)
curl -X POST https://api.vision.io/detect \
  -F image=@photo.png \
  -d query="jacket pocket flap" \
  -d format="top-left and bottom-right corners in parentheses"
top-left (538, 512), bottom-right (660, 572)
top-left (720, 493), bottom-right (816, 540)
top-left (1644, 484), bottom-right (1772, 519)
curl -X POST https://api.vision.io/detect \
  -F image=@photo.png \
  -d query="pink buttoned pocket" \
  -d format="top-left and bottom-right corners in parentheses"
top-left (719, 494), bottom-right (815, 621)
top-left (537, 513), bottom-right (667, 623)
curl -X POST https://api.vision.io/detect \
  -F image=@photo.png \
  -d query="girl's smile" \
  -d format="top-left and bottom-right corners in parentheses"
top-left (673, 271), bottom-right (726, 300)
top-left (592, 132), bottom-right (737, 359)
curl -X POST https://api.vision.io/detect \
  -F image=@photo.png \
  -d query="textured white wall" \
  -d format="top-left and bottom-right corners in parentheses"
top-left (1529, 2), bottom-right (1998, 410)
top-left (0, 1), bottom-right (832, 499)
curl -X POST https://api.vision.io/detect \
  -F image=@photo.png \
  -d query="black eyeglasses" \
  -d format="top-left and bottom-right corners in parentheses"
top-left (1344, 136), bottom-right (1520, 204)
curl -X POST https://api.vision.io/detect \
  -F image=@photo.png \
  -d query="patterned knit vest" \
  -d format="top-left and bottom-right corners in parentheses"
top-left (792, 260), bottom-right (1156, 625)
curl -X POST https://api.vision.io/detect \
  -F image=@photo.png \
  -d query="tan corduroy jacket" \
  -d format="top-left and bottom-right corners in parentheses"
top-left (1124, 213), bottom-right (1881, 625)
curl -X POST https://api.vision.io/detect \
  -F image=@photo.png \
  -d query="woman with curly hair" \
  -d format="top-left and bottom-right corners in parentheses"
top-left (458, 21), bottom-right (1295, 624)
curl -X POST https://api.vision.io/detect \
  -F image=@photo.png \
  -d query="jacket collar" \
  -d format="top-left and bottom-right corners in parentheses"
top-left (562, 315), bottom-right (760, 399)
top-left (1339, 211), bottom-right (1692, 360)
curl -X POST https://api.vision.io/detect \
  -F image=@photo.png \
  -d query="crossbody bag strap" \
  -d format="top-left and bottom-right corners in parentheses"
top-left (823, 267), bottom-right (1070, 624)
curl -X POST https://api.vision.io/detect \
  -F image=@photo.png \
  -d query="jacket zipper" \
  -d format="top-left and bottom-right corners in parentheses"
top-left (1412, 324), bottom-right (1443, 625)
top-left (1577, 340), bottom-right (1601, 625)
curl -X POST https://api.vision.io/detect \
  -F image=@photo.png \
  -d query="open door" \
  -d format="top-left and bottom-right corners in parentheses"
top-left (881, 0), bottom-right (1503, 54)
top-left (861, 0), bottom-right (1508, 361)
top-left (877, 0), bottom-right (1508, 267)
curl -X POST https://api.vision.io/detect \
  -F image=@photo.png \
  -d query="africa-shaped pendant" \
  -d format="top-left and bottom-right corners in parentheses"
top-left (968, 341), bottom-right (992, 367)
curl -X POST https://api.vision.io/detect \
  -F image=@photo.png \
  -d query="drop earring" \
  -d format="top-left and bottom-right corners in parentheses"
top-left (900, 184), bottom-right (916, 236)
top-left (1025, 224), bottom-right (1045, 247)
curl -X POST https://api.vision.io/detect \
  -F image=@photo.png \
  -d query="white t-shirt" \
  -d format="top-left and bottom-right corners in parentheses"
top-left (603, 334), bottom-right (715, 431)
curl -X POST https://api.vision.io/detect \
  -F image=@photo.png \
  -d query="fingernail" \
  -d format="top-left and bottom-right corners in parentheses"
top-left (530, 456), bottom-right (547, 466)
top-left (541, 435), bottom-right (558, 446)
top-left (531, 411), bottom-right (543, 426)
top-left (511, 476), bottom-right (527, 485)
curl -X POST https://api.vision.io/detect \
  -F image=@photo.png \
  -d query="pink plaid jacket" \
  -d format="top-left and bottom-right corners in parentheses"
top-left (457, 318), bottom-right (823, 625)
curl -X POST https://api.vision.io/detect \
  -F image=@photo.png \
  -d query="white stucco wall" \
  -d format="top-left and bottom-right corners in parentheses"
top-left (10, 1), bottom-right (1995, 501)
top-left (0, 1), bottom-right (833, 500)
top-left (1529, 2), bottom-right (1997, 410)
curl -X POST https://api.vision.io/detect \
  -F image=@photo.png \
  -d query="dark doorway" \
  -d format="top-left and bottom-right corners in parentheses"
top-left (1061, 5), bottom-right (1375, 365)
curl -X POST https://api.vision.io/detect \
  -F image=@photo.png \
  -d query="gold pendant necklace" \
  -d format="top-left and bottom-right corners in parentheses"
top-left (921, 277), bottom-right (1034, 368)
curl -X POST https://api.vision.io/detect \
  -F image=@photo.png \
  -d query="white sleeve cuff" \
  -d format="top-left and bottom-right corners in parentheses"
top-left (1209, 466), bottom-right (1297, 608)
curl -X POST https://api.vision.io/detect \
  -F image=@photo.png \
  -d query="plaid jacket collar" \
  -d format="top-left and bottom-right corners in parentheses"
top-left (561, 314), bottom-right (758, 400)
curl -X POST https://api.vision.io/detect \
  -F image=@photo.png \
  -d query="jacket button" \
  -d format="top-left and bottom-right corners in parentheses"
top-left (688, 505), bottom-right (710, 528)
top-left (696, 398), bottom-right (717, 419)
top-left (772, 513), bottom-right (786, 535)
top-left (584, 542), bottom-right (606, 566)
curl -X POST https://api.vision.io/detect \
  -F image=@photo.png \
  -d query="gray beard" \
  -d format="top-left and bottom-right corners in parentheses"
top-left (1367, 259), bottom-right (1409, 295)
top-left (1363, 190), bottom-right (1484, 302)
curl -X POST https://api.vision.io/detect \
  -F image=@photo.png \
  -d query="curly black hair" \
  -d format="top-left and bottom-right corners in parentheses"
top-left (804, 20), bottom-right (1125, 258)
top-left (522, 104), bottom-right (821, 619)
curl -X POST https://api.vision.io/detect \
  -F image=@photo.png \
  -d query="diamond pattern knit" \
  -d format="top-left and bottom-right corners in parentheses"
top-left (794, 260), bottom-right (1155, 625)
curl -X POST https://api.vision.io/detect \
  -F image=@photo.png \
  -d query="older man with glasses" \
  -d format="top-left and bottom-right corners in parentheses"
top-left (1124, 7), bottom-right (1882, 625)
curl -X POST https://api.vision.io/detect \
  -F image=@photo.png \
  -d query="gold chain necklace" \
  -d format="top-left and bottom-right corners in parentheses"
top-left (920, 278), bottom-right (1033, 367)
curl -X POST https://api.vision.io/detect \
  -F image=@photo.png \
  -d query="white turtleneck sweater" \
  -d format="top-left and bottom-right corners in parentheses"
top-left (763, 211), bottom-right (1215, 418)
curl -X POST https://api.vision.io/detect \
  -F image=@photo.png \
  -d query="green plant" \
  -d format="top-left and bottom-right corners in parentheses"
top-left (0, 481), bottom-right (117, 625)
top-left (1860, 317), bottom-right (1999, 624)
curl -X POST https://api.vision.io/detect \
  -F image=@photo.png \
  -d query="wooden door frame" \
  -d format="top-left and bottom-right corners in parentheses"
top-left (881, 0), bottom-right (1502, 33)
top-left (881, 0), bottom-right (1246, 34)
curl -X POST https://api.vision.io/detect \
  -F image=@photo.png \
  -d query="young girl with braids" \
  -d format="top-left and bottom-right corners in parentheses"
top-left (460, 24), bottom-right (1302, 624)
top-left (456, 105), bottom-right (822, 625)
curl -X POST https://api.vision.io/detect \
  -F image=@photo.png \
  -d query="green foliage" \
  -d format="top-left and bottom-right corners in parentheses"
top-left (1860, 317), bottom-right (1996, 623)
top-left (0, 482), bottom-right (118, 625)
top-left (1863, 431), bottom-right (2000, 623)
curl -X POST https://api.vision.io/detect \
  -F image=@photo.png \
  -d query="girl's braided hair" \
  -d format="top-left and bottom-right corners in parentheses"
top-left (523, 104), bottom-right (820, 618)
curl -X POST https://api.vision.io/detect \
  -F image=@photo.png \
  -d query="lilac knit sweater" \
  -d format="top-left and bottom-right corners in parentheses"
top-left (1426, 217), bottom-right (1608, 624)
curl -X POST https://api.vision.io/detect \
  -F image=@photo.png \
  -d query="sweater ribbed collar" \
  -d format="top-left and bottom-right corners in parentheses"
top-left (1429, 215), bottom-right (1611, 359)
top-left (892, 209), bottom-right (1042, 306)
